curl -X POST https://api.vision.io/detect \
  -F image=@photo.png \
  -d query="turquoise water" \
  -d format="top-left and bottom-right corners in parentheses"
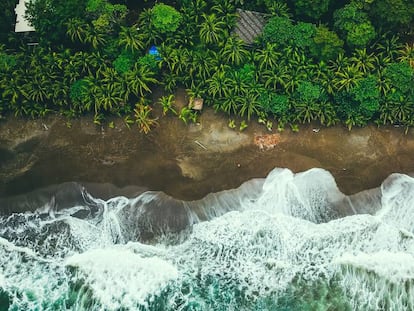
top-left (1, 168), bottom-right (414, 310)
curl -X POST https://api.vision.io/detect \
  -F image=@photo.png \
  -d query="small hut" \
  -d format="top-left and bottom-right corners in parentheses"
top-left (15, 0), bottom-right (35, 33)
top-left (233, 9), bottom-right (267, 45)
top-left (188, 97), bottom-right (204, 111)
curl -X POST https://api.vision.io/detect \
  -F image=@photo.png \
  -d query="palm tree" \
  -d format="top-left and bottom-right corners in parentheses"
top-left (118, 26), bottom-right (145, 53)
top-left (89, 52), bottom-right (108, 76)
top-left (328, 52), bottom-right (350, 73)
top-left (350, 48), bottom-right (377, 74)
top-left (207, 70), bottom-right (232, 99)
top-left (138, 8), bottom-right (161, 45)
top-left (126, 64), bottom-right (158, 97)
top-left (72, 51), bottom-right (94, 75)
top-left (199, 14), bottom-right (227, 45)
top-left (221, 36), bottom-right (249, 66)
top-left (1, 72), bottom-right (22, 109)
top-left (212, 1), bottom-right (237, 30)
top-left (134, 102), bottom-right (158, 134)
top-left (22, 75), bottom-right (51, 103)
top-left (190, 50), bottom-right (214, 81)
top-left (318, 101), bottom-right (338, 126)
top-left (172, 48), bottom-right (191, 76)
top-left (267, 1), bottom-right (292, 18)
top-left (158, 94), bottom-right (177, 116)
top-left (63, 60), bottom-right (81, 84)
top-left (262, 65), bottom-right (290, 91)
top-left (181, 0), bottom-right (207, 25)
top-left (284, 68), bottom-right (306, 94)
top-left (99, 83), bottom-right (123, 112)
top-left (293, 101), bottom-right (320, 123)
top-left (84, 25), bottom-right (106, 49)
top-left (378, 101), bottom-right (394, 125)
top-left (162, 72), bottom-right (179, 93)
top-left (239, 91), bottom-right (260, 121)
top-left (215, 91), bottom-right (241, 115)
top-left (101, 68), bottom-right (124, 100)
top-left (373, 34), bottom-right (402, 61)
top-left (66, 18), bottom-right (87, 43)
top-left (398, 43), bottom-right (414, 68)
top-left (254, 43), bottom-right (281, 70)
top-left (228, 70), bottom-right (249, 95)
top-left (209, 50), bottom-right (232, 74)
top-left (333, 65), bottom-right (364, 92)
top-left (376, 69), bottom-right (392, 96)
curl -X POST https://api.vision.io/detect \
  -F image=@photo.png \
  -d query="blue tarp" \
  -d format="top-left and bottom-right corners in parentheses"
top-left (148, 45), bottom-right (161, 60)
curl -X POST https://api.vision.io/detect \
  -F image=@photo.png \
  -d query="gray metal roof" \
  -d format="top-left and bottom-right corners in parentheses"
top-left (233, 9), bottom-right (267, 44)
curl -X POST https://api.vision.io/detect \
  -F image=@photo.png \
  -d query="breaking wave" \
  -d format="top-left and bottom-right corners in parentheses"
top-left (0, 168), bottom-right (413, 310)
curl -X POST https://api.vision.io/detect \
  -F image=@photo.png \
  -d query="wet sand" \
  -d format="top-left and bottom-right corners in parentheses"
top-left (1, 90), bottom-right (414, 200)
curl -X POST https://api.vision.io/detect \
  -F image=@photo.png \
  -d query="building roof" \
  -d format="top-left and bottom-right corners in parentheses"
top-left (15, 0), bottom-right (35, 32)
top-left (233, 9), bottom-right (267, 45)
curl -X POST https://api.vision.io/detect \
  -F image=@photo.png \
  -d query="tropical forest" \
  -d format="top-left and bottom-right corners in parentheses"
top-left (0, 0), bottom-right (414, 132)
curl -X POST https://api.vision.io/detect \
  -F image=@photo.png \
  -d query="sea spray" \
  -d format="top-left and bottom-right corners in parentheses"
top-left (66, 247), bottom-right (178, 310)
top-left (0, 168), bottom-right (413, 310)
top-left (336, 252), bottom-right (414, 310)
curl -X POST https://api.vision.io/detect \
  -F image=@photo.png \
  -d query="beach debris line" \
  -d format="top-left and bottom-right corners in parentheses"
top-left (254, 134), bottom-right (281, 150)
top-left (194, 140), bottom-right (207, 150)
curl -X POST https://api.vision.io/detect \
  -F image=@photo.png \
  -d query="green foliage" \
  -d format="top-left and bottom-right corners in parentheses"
top-left (262, 18), bottom-right (316, 51)
top-left (295, 81), bottom-right (324, 103)
top-left (113, 52), bottom-right (135, 74)
top-left (0, 0), bottom-right (17, 44)
top-left (86, 0), bottom-right (104, 13)
top-left (336, 75), bottom-right (380, 128)
top-left (384, 62), bottom-right (414, 94)
top-left (69, 79), bottom-right (89, 104)
top-left (310, 26), bottom-right (344, 62)
top-left (352, 75), bottom-right (380, 117)
top-left (0, 53), bottom-right (17, 71)
top-left (291, 22), bottom-right (316, 49)
top-left (258, 92), bottom-right (290, 117)
top-left (86, 0), bottom-right (127, 32)
top-left (262, 17), bottom-right (293, 46)
top-left (334, 4), bottom-right (367, 33)
top-left (138, 54), bottom-right (159, 72)
top-left (346, 22), bottom-right (376, 49)
top-left (199, 13), bottom-right (227, 45)
top-left (26, 0), bottom-right (87, 44)
top-left (368, 0), bottom-right (414, 31)
top-left (263, 1), bottom-right (291, 18)
top-left (221, 36), bottom-right (249, 66)
top-left (2, 0), bottom-right (414, 133)
top-left (334, 4), bottom-right (376, 49)
top-left (134, 102), bottom-right (158, 134)
top-left (237, 64), bottom-right (256, 83)
top-left (151, 4), bottom-right (182, 34)
top-left (293, 0), bottom-right (332, 20)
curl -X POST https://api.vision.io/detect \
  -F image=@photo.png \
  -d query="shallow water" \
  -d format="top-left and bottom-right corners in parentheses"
top-left (1, 168), bottom-right (414, 310)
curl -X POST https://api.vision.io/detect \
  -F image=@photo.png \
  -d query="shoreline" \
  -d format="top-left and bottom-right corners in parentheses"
top-left (1, 103), bottom-right (414, 201)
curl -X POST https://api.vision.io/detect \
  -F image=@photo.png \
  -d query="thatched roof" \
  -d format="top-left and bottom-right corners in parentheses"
top-left (233, 9), bottom-right (266, 44)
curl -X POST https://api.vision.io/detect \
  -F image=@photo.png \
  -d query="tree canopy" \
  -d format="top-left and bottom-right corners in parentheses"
top-left (1, 0), bottom-right (414, 131)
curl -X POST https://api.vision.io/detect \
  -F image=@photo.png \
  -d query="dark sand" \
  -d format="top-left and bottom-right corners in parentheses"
top-left (1, 90), bottom-right (414, 201)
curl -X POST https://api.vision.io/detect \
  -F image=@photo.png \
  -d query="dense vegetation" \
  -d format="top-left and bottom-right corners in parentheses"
top-left (0, 0), bottom-right (413, 132)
